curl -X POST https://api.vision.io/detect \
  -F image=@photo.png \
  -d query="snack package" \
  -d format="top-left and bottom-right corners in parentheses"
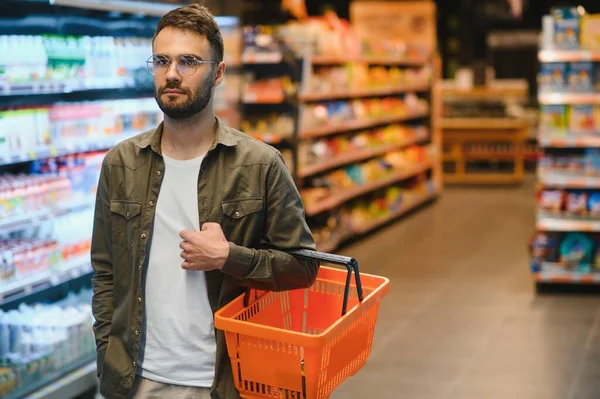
top-left (540, 105), bottom-right (568, 131)
top-left (560, 232), bottom-right (594, 270)
top-left (569, 105), bottom-right (596, 133)
top-left (539, 190), bottom-right (564, 213)
top-left (568, 62), bottom-right (594, 92)
top-left (566, 192), bottom-right (588, 215)
top-left (529, 232), bottom-right (560, 266)
top-left (581, 14), bottom-right (600, 50)
top-left (588, 193), bottom-right (600, 216)
top-left (553, 7), bottom-right (581, 49)
top-left (540, 63), bottom-right (567, 92)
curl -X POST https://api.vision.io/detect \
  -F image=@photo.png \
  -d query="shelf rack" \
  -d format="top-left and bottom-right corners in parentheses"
top-left (533, 44), bottom-right (600, 286)
top-left (295, 50), bottom-right (442, 252)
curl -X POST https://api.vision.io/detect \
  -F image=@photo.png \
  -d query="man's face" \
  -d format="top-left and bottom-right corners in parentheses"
top-left (152, 27), bottom-right (224, 120)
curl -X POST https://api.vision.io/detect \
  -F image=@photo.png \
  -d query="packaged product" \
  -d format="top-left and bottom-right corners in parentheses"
top-left (588, 193), bottom-right (600, 216)
top-left (560, 232), bottom-right (594, 270)
top-left (539, 62), bottom-right (567, 92)
top-left (581, 14), bottom-right (600, 49)
top-left (540, 105), bottom-right (568, 131)
top-left (568, 62), bottom-right (594, 92)
top-left (565, 191), bottom-right (588, 215)
top-left (539, 190), bottom-right (564, 213)
top-left (569, 105), bottom-right (596, 134)
top-left (552, 7), bottom-right (581, 49)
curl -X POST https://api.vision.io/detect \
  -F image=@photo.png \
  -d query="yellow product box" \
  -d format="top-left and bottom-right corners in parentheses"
top-left (581, 14), bottom-right (600, 50)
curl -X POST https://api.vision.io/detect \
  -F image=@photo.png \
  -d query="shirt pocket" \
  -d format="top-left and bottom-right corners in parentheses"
top-left (220, 198), bottom-right (264, 244)
top-left (110, 200), bottom-right (142, 248)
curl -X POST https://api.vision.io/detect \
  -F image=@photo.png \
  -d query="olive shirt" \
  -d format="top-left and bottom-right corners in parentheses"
top-left (90, 117), bottom-right (319, 399)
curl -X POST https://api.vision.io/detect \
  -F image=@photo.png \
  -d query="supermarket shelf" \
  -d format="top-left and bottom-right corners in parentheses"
top-left (301, 109), bottom-right (430, 139)
top-left (537, 214), bottom-right (600, 232)
top-left (311, 55), bottom-right (428, 66)
top-left (0, 79), bottom-right (153, 107)
top-left (463, 151), bottom-right (519, 160)
top-left (304, 162), bottom-right (432, 216)
top-left (538, 49), bottom-right (600, 62)
top-left (0, 131), bottom-right (142, 166)
top-left (353, 191), bottom-right (438, 235)
top-left (0, 195), bottom-right (95, 234)
top-left (538, 133), bottom-right (600, 148)
top-left (8, 358), bottom-right (96, 399)
top-left (0, 256), bottom-right (92, 304)
top-left (297, 135), bottom-right (428, 178)
top-left (299, 83), bottom-right (431, 102)
top-left (441, 118), bottom-right (525, 130)
top-left (538, 93), bottom-right (600, 105)
top-left (443, 174), bottom-right (523, 184)
top-left (538, 172), bottom-right (600, 188)
top-left (534, 262), bottom-right (600, 284)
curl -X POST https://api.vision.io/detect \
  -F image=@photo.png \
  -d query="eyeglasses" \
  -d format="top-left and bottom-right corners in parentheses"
top-left (146, 55), bottom-right (217, 76)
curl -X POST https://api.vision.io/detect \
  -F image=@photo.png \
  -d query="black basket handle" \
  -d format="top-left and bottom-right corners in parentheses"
top-left (243, 249), bottom-right (364, 317)
top-left (289, 249), bottom-right (364, 316)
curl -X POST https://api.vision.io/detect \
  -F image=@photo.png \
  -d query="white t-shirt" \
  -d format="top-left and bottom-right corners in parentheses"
top-left (138, 153), bottom-right (216, 387)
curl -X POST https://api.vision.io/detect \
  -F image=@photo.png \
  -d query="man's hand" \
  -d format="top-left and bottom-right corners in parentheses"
top-left (179, 223), bottom-right (230, 271)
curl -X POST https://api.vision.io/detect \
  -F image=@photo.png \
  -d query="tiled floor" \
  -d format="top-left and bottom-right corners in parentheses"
top-left (332, 182), bottom-right (600, 399)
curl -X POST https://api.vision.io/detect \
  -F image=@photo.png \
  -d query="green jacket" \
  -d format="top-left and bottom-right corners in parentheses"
top-left (90, 117), bottom-right (319, 399)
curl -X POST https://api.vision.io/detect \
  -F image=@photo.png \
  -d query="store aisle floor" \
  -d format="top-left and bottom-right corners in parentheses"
top-left (332, 182), bottom-right (600, 399)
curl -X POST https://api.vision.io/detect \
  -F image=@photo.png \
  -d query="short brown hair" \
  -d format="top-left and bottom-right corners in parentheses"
top-left (153, 4), bottom-right (224, 62)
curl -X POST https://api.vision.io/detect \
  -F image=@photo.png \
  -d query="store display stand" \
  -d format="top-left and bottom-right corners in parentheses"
top-left (441, 84), bottom-right (529, 185)
top-left (532, 8), bottom-right (600, 287)
top-left (296, 51), bottom-right (443, 251)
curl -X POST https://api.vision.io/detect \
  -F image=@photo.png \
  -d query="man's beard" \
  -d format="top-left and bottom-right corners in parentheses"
top-left (155, 73), bottom-right (214, 120)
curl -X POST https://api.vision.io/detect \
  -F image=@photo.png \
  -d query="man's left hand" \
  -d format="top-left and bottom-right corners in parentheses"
top-left (179, 223), bottom-right (230, 271)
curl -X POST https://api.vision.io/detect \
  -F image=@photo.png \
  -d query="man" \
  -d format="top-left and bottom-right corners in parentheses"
top-left (90, 5), bottom-right (319, 399)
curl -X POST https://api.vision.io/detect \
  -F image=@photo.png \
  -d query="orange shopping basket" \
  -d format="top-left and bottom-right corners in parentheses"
top-left (214, 249), bottom-right (390, 399)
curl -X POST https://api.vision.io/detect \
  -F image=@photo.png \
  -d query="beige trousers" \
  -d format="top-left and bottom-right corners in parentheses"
top-left (130, 376), bottom-right (211, 399)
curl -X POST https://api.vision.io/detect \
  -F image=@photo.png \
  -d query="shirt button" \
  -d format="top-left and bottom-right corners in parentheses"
top-left (135, 330), bottom-right (140, 336)
top-left (138, 264), bottom-right (142, 271)
top-left (149, 200), bottom-right (155, 207)
top-left (126, 211), bottom-right (130, 218)
top-left (156, 170), bottom-right (162, 177)
top-left (133, 361), bottom-right (136, 368)
top-left (141, 233), bottom-right (147, 240)
top-left (234, 211), bottom-right (241, 218)
top-left (200, 168), bottom-right (204, 174)
top-left (138, 296), bottom-right (142, 303)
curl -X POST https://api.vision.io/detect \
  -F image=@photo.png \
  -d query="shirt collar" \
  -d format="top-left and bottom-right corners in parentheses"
top-left (135, 116), bottom-right (239, 153)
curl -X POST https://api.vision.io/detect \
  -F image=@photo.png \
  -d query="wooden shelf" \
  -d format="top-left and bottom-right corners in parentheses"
top-left (443, 174), bottom-right (524, 184)
top-left (297, 135), bottom-right (427, 178)
top-left (304, 162), bottom-right (432, 216)
top-left (299, 83), bottom-right (430, 102)
top-left (301, 109), bottom-right (429, 139)
top-left (441, 118), bottom-right (526, 130)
